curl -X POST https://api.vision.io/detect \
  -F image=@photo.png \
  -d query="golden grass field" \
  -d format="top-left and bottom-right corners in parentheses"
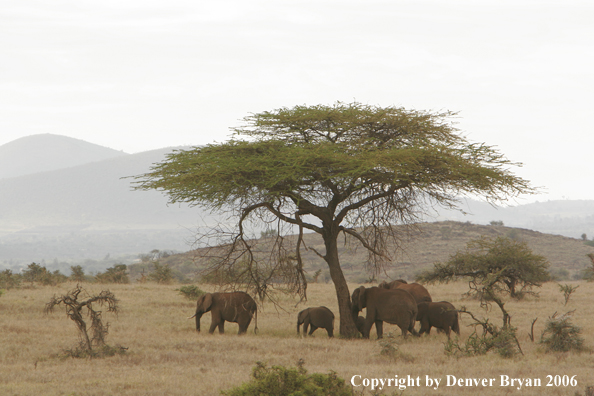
top-left (1, 280), bottom-right (593, 395)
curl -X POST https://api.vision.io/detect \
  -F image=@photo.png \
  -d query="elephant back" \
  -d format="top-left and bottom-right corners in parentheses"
top-left (391, 282), bottom-right (432, 304)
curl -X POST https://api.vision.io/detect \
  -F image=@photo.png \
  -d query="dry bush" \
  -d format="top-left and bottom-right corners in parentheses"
top-left (45, 284), bottom-right (121, 357)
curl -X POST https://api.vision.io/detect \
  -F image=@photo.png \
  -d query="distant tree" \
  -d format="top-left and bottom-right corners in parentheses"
top-left (580, 233), bottom-right (587, 241)
top-left (70, 265), bottom-right (86, 282)
top-left (95, 264), bottom-right (129, 284)
top-left (490, 220), bottom-right (504, 226)
top-left (0, 269), bottom-right (21, 289)
top-left (417, 236), bottom-right (549, 328)
top-left (22, 262), bottom-right (66, 286)
top-left (147, 262), bottom-right (175, 284)
top-left (133, 102), bottom-right (533, 336)
top-left (583, 253), bottom-right (594, 282)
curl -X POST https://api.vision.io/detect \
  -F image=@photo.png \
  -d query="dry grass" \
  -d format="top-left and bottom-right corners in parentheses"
top-left (1, 281), bottom-right (593, 395)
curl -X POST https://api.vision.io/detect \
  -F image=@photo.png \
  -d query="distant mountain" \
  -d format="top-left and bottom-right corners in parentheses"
top-left (432, 199), bottom-right (594, 239)
top-left (0, 146), bottom-right (200, 229)
top-left (0, 144), bottom-right (223, 267)
top-left (0, 134), bottom-right (128, 179)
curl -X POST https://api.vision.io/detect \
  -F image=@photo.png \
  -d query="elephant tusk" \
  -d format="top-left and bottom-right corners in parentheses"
top-left (187, 314), bottom-right (196, 319)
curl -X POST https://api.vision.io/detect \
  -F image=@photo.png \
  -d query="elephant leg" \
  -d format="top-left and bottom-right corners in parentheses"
top-left (218, 321), bottom-right (225, 334)
top-left (419, 318), bottom-right (429, 335)
top-left (237, 313), bottom-right (251, 335)
top-left (303, 319), bottom-right (310, 337)
top-left (209, 320), bottom-right (218, 334)
top-left (375, 320), bottom-right (383, 339)
top-left (308, 325), bottom-right (318, 336)
top-left (326, 327), bottom-right (334, 338)
top-left (445, 325), bottom-right (451, 339)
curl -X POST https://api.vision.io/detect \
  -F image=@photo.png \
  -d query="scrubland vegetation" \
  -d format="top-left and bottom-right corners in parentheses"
top-left (1, 280), bottom-right (593, 395)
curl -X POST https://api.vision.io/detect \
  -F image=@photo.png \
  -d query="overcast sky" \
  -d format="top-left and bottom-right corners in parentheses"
top-left (1, 1), bottom-right (592, 203)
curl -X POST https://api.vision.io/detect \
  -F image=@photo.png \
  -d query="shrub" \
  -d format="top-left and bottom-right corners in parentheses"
top-left (0, 269), bottom-right (21, 289)
top-left (558, 284), bottom-right (579, 305)
top-left (95, 264), bottom-right (129, 284)
top-left (222, 360), bottom-right (351, 396)
top-left (540, 311), bottom-right (587, 353)
top-left (147, 262), bottom-right (175, 284)
top-left (177, 285), bottom-right (205, 300)
top-left (69, 265), bottom-right (86, 282)
top-left (444, 308), bottom-right (522, 358)
top-left (45, 285), bottom-right (122, 357)
top-left (583, 253), bottom-right (594, 282)
top-left (21, 263), bottom-right (67, 286)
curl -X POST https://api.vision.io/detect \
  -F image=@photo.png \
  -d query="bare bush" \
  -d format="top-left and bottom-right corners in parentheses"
top-left (45, 285), bottom-right (122, 357)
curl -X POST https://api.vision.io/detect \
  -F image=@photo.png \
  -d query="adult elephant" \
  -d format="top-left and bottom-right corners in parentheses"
top-left (351, 286), bottom-right (418, 339)
top-left (379, 279), bottom-right (432, 304)
top-left (417, 301), bottom-right (460, 339)
top-left (297, 306), bottom-right (334, 337)
top-left (188, 292), bottom-right (257, 335)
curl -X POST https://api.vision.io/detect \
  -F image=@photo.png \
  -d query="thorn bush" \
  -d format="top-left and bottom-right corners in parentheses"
top-left (540, 311), bottom-right (587, 353)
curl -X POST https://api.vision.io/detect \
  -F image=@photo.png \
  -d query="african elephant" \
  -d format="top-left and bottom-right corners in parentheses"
top-left (187, 292), bottom-right (257, 335)
top-left (379, 280), bottom-right (432, 304)
top-left (351, 286), bottom-right (418, 339)
top-left (417, 301), bottom-right (460, 339)
top-left (297, 306), bottom-right (334, 337)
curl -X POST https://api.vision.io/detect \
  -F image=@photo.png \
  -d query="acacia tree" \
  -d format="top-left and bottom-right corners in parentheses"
top-left (133, 102), bottom-right (532, 336)
top-left (417, 236), bottom-right (550, 328)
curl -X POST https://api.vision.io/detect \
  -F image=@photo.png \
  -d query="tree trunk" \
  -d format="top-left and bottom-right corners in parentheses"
top-left (322, 231), bottom-right (358, 337)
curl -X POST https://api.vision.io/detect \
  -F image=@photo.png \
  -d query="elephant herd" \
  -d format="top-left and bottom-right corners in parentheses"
top-left (188, 280), bottom-right (460, 339)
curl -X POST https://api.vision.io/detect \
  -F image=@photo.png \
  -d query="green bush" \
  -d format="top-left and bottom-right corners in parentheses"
top-left (222, 360), bottom-right (351, 396)
top-left (95, 264), bottom-right (129, 284)
top-left (0, 269), bottom-right (21, 289)
top-left (540, 311), bottom-right (587, 353)
top-left (22, 263), bottom-right (67, 286)
top-left (69, 265), bottom-right (87, 282)
top-left (147, 262), bottom-right (175, 284)
top-left (177, 285), bottom-right (205, 300)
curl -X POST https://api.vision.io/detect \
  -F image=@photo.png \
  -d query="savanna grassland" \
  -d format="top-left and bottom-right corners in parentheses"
top-left (1, 281), bottom-right (593, 396)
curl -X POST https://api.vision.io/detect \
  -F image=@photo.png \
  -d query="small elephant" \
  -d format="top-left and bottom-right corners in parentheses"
top-left (417, 301), bottom-right (460, 339)
top-left (188, 292), bottom-right (257, 335)
top-left (297, 306), bottom-right (334, 337)
top-left (355, 315), bottom-right (366, 335)
top-left (351, 286), bottom-right (418, 339)
top-left (379, 280), bottom-right (432, 304)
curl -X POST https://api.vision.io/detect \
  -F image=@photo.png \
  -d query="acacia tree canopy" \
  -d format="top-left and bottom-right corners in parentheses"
top-left (133, 102), bottom-right (533, 337)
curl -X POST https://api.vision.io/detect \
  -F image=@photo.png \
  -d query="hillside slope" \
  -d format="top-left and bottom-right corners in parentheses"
top-left (0, 134), bottom-right (127, 179)
top-left (159, 221), bottom-right (594, 283)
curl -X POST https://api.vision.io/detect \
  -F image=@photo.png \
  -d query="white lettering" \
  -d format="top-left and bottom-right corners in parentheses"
top-left (351, 375), bottom-right (361, 387)
top-left (447, 375), bottom-right (456, 386)
top-left (425, 375), bottom-right (441, 390)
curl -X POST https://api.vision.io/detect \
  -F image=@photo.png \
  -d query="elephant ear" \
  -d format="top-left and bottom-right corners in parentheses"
top-left (202, 293), bottom-right (213, 312)
top-left (357, 286), bottom-right (367, 310)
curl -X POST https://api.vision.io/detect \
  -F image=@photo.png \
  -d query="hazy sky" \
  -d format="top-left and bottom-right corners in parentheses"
top-left (1, 1), bottom-right (592, 203)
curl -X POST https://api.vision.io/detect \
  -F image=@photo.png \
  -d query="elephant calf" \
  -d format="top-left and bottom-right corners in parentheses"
top-left (417, 301), bottom-right (460, 339)
top-left (297, 306), bottom-right (334, 338)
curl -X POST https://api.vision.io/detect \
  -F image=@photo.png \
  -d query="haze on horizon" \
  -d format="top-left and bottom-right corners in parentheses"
top-left (1, 1), bottom-right (593, 203)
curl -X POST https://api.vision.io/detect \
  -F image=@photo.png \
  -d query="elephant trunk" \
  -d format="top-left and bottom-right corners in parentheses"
top-left (194, 312), bottom-right (203, 332)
